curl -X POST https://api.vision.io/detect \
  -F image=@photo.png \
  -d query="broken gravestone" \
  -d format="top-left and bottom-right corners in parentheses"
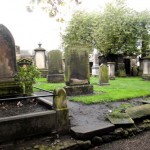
top-left (47, 50), bottom-right (64, 83)
top-left (0, 24), bottom-right (23, 97)
top-left (64, 43), bottom-right (93, 96)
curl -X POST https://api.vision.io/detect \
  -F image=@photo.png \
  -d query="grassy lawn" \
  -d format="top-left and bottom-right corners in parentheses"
top-left (34, 77), bottom-right (150, 104)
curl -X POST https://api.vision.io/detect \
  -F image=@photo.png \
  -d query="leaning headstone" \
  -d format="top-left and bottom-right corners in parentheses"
top-left (99, 64), bottom-right (109, 86)
top-left (92, 48), bottom-right (99, 76)
top-left (47, 50), bottom-right (64, 83)
top-left (0, 24), bottom-right (23, 97)
top-left (108, 62), bottom-right (115, 80)
top-left (118, 63), bottom-right (126, 77)
top-left (142, 55), bottom-right (150, 80)
top-left (64, 43), bottom-right (93, 96)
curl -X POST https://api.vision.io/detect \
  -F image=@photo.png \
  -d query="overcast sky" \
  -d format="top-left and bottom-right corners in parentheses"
top-left (0, 0), bottom-right (150, 53)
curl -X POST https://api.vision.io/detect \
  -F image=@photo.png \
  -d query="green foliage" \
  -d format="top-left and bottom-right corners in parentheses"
top-left (62, 11), bottom-right (100, 51)
top-left (16, 65), bottom-right (41, 95)
top-left (110, 103), bottom-right (133, 118)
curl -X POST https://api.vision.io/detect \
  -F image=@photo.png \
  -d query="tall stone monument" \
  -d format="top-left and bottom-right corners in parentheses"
top-left (34, 43), bottom-right (46, 69)
top-left (142, 55), bottom-right (150, 80)
top-left (99, 64), bottom-right (110, 86)
top-left (47, 50), bottom-right (64, 83)
top-left (92, 48), bottom-right (99, 76)
top-left (64, 44), bottom-right (93, 96)
top-left (108, 62), bottom-right (115, 80)
top-left (0, 24), bottom-right (23, 97)
top-left (33, 43), bottom-right (47, 77)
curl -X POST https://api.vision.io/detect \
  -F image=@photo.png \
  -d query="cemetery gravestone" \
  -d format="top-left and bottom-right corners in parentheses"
top-left (64, 44), bottom-right (93, 96)
top-left (0, 24), bottom-right (23, 97)
top-left (142, 55), bottom-right (150, 80)
top-left (118, 63), bottom-right (126, 77)
top-left (92, 48), bottom-right (99, 76)
top-left (99, 64), bottom-right (110, 86)
top-left (47, 50), bottom-right (64, 83)
top-left (108, 62), bottom-right (115, 80)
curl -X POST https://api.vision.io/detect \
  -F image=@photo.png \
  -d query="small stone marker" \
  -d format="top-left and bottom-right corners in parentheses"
top-left (99, 64), bottom-right (110, 86)
top-left (53, 88), bottom-right (69, 132)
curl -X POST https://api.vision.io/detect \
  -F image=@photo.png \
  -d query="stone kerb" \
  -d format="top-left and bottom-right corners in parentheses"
top-left (99, 64), bottom-right (110, 86)
top-left (64, 44), bottom-right (93, 96)
top-left (53, 88), bottom-right (69, 133)
top-left (47, 50), bottom-right (64, 83)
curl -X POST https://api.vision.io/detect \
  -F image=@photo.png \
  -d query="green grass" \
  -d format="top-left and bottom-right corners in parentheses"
top-left (34, 77), bottom-right (150, 104)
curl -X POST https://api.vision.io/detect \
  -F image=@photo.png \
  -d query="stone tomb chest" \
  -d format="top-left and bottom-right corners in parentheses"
top-left (0, 24), bottom-right (22, 97)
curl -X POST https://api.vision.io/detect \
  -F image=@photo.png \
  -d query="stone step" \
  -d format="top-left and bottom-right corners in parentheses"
top-left (70, 121), bottom-right (115, 139)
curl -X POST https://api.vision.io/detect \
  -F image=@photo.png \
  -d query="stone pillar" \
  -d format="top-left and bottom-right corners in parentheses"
top-left (64, 43), bottom-right (93, 96)
top-left (92, 48), bottom-right (99, 76)
top-left (118, 63), bottom-right (126, 77)
top-left (142, 56), bottom-right (150, 80)
top-left (99, 64), bottom-right (110, 86)
top-left (53, 88), bottom-right (69, 133)
top-left (108, 62), bottom-right (115, 80)
top-left (47, 50), bottom-right (64, 83)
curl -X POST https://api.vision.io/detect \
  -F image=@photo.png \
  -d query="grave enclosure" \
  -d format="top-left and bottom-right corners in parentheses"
top-left (0, 24), bottom-right (69, 142)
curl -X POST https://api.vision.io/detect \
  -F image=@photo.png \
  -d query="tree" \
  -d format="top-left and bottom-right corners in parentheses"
top-left (95, 0), bottom-right (141, 56)
top-left (62, 11), bottom-right (100, 50)
top-left (62, 0), bottom-right (150, 57)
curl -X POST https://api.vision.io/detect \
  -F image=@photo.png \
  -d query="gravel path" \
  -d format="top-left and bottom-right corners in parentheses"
top-left (92, 131), bottom-right (150, 150)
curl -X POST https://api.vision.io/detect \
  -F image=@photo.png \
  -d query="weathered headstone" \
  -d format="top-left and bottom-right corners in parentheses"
top-left (64, 44), bottom-right (93, 95)
top-left (0, 24), bottom-right (23, 97)
top-left (92, 48), bottom-right (99, 76)
top-left (47, 50), bottom-right (64, 83)
top-left (108, 62), bottom-right (115, 80)
top-left (118, 63), bottom-right (126, 77)
top-left (99, 64), bottom-right (110, 86)
top-left (142, 55), bottom-right (150, 80)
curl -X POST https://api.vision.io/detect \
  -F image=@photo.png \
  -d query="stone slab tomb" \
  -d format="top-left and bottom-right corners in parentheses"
top-left (64, 44), bottom-right (93, 96)
top-left (0, 24), bottom-right (22, 97)
top-left (47, 50), bottom-right (64, 83)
